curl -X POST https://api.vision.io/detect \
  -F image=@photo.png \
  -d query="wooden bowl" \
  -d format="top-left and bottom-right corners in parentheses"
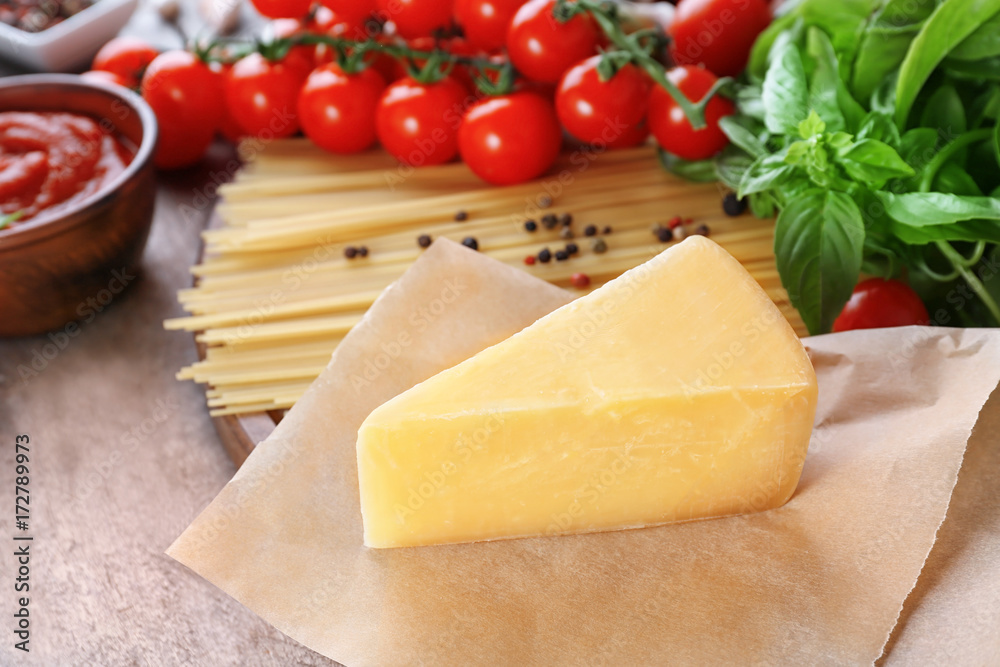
top-left (0, 74), bottom-right (158, 337)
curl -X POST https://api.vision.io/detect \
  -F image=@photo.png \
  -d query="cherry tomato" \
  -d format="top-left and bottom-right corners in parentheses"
top-left (648, 65), bottom-right (733, 161)
top-left (298, 63), bottom-right (387, 153)
top-left (669, 0), bottom-right (771, 78)
top-left (141, 50), bottom-right (224, 169)
top-left (458, 91), bottom-right (561, 184)
top-left (319, 0), bottom-right (377, 29)
top-left (249, 0), bottom-right (312, 19)
top-left (81, 70), bottom-right (129, 87)
top-left (376, 75), bottom-right (468, 165)
top-left (455, 0), bottom-right (525, 52)
top-left (91, 36), bottom-right (159, 88)
top-left (556, 55), bottom-right (650, 149)
top-left (507, 0), bottom-right (599, 84)
top-left (269, 18), bottom-right (323, 71)
top-left (376, 0), bottom-right (453, 39)
top-left (832, 278), bottom-right (929, 332)
top-left (225, 53), bottom-right (308, 139)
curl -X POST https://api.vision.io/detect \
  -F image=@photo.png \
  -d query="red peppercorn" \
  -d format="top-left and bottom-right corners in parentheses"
top-left (667, 216), bottom-right (683, 230)
top-left (524, 255), bottom-right (536, 265)
top-left (570, 272), bottom-right (591, 289)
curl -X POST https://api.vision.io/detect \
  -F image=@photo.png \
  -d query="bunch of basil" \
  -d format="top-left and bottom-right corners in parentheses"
top-left (665, 0), bottom-right (1000, 335)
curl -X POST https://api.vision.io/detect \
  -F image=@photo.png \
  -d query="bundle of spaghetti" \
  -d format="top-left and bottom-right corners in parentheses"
top-left (169, 140), bottom-right (804, 416)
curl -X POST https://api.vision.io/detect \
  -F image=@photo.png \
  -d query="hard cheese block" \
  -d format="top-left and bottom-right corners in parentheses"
top-left (356, 236), bottom-right (818, 548)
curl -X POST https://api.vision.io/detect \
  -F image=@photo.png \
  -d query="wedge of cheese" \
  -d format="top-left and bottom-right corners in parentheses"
top-left (356, 236), bottom-right (818, 548)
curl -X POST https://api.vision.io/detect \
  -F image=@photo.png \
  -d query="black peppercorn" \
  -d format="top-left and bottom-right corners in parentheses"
top-left (584, 224), bottom-right (597, 237)
top-left (344, 246), bottom-right (357, 259)
top-left (555, 249), bottom-right (569, 261)
top-left (541, 213), bottom-right (558, 229)
top-left (417, 234), bottom-right (432, 248)
top-left (462, 236), bottom-right (479, 251)
top-left (538, 247), bottom-right (552, 263)
top-left (454, 210), bottom-right (468, 221)
top-left (722, 192), bottom-right (747, 216)
top-left (566, 243), bottom-right (579, 255)
top-left (357, 245), bottom-right (369, 257)
top-left (524, 220), bottom-right (538, 232)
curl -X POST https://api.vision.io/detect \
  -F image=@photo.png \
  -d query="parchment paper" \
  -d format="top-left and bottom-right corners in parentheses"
top-left (169, 239), bottom-right (1000, 666)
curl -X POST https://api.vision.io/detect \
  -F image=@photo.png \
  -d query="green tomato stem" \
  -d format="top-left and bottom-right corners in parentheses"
top-left (568, 0), bottom-right (724, 130)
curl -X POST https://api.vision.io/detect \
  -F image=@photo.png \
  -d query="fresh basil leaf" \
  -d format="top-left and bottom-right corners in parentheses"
top-left (890, 219), bottom-right (1000, 244)
top-left (877, 0), bottom-right (936, 28)
top-left (762, 40), bottom-right (810, 135)
top-left (878, 191), bottom-right (1000, 225)
top-left (856, 111), bottom-right (902, 148)
top-left (934, 162), bottom-right (983, 196)
top-left (797, 110), bottom-right (826, 138)
top-left (806, 26), bottom-right (864, 133)
top-left (950, 8), bottom-right (1000, 60)
top-left (899, 127), bottom-right (940, 166)
top-left (735, 85), bottom-right (767, 121)
top-left (714, 146), bottom-right (755, 190)
top-left (748, 14), bottom-right (800, 81)
top-left (738, 154), bottom-right (798, 198)
top-left (774, 189), bottom-right (866, 335)
top-left (871, 71), bottom-right (899, 115)
top-left (943, 55), bottom-right (1000, 82)
top-left (657, 149), bottom-right (717, 182)
top-left (995, 118), bottom-right (1000, 168)
top-left (919, 84), bottom-right (966, 137)
top-left (749, 191), bottom-right (778, 218)
top-left (836, 138), bottom-right (915, 188)
top-left (895, 0), bottom-right (1000, 127)
top-left (718, 116), bottom-right (767, 158)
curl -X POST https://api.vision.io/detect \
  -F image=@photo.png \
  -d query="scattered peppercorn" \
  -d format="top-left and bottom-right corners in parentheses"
top-left (685, 217), bottom-right (694, 225)
top-left (541, 213), bottom-right (558, 229)
top-left (570, 272), bottom-right (591, 289)
top-left (538, 195), bottom-right (553, 208)
top-left (602, 225), bottom-right (612, 234)
top-left (454, 210), bottom-right (468, 221)
top-left (538, 247), bottom-right (552, 263)
top-left (566, 242), bottom-right (579, 255)
top-left (344, 246), bottom-right (358, 258)
top-left (694, 224), bottom-right (710, 236)
top-left (524, 255), bottom-right (536, 265)
top-left (723, 192), bottom-right (748, 216)
top-left (357, 245), bottom-right (369, 257)
top-left (555, 249), bottom-right (569, 261)
top-left (417, 234), bottom-right (432, 248)
top-left (667, 215), bottom-right (682, 230)
top-left (524, 219), bottom-right (538, 232)
top-left (560, 227), bottom-right (574, 240)
top-left (673, 225), bottom-right (687, 241)
top-left (655, 226), bottom-right (672, 243)
top-left (462, 236), bottom-right (479, 251)
top-left (592, 238), bottom-right (608, 254)
top-left (584, 224), bottom-right (597, 237)
top-left (559, 212), bottom-right (573, 226)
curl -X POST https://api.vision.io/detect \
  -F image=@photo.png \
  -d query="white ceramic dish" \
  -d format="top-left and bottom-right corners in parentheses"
top-left (0, 0), bottom-right (138, 72)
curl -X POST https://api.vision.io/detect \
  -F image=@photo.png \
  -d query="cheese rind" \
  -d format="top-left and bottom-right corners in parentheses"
top-left (357, 236), bottom-right (818, 548)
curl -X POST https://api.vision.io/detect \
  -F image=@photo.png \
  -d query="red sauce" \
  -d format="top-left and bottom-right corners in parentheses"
top-left (0, 111), bottom-right (134, 227)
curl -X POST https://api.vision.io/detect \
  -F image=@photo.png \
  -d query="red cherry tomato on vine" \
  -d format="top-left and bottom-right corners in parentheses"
top-left (225, 53), bottom-right (308, 139)
top-left (319, 0), bottom-right (377, 29)
top-left (269, 18), bottom-right (323, 71)
top-left (455, 0), bottom-right (525, 52)
top-left (141, 50), bottom-right (223, 169)
top-left (376, 75), bottom-right (468, 166)
top-left (458, 91), bottom-right (562, 185)
top-left (669, 0), bottom-right (772, 78)
top-left (832, 279), bottom-right (929, 332)
top-left (298, 63), bottom-right (387, 153)
top-left (92, 36), bottom-right (159, 88)
top-left (556, 55), bottom-right (650, 149)
top-left (648, 65), bottom-right (733, 161)
top-left (376, 0), bottom-right (453, 39)
top-left (507, 0), bottom-right (599, 84)
top-left (249, 0), bottom-right (311, 19)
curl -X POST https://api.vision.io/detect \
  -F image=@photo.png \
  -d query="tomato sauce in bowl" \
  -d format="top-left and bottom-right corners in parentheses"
top-left (0, 111), bottom-right (135, 227)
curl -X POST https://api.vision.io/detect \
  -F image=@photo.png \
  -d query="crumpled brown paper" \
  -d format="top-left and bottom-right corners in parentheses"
top-left (169, 239), bottom-right (1000, 666)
